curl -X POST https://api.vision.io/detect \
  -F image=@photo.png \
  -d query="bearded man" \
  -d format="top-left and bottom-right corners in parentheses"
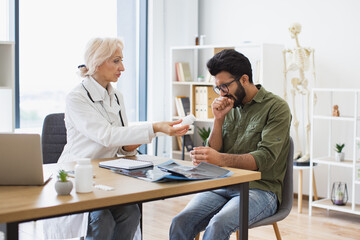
top-left (169, 49), bottom-right (292, 240)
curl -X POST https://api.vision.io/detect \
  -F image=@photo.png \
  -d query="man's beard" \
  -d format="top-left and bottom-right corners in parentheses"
top-left (225, 82), bottom-right (246, 108)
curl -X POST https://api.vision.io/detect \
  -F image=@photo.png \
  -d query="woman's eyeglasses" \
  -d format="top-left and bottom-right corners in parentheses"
top-left (213, 77), bottom-right (240, 95)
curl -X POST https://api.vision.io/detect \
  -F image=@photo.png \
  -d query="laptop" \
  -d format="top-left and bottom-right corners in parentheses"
top-left (0, 133), bottom-right (52, 185)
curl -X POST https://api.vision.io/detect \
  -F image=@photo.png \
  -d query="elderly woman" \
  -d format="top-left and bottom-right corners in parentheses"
top-left (44, 38), bottom-right (189, 240)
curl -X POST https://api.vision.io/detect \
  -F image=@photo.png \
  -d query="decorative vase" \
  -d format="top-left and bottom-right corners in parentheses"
top-left (55, 180), bottom-right (73, 195)
top-left (331, 182), bottom-right (348, 205)
top-left (335, 152), bottom-right (344, 162)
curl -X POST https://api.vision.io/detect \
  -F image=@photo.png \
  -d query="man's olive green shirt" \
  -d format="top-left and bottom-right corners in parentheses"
top-left (220, 85), bottom-right (291, 204)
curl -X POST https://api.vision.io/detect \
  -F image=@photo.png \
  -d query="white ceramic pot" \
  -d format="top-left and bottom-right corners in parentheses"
top-left (55, 180), bottom-right (73, 195)
top-left (335, 152), bottom-right (345, 162)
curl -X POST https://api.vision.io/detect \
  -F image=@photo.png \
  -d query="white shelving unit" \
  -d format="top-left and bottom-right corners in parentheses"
top-left (0, 41), bottom-right (15, 132)
top-left (309, 88), bottom-right (360, 216)
top-left (169, 43), bottom-right (284, 160)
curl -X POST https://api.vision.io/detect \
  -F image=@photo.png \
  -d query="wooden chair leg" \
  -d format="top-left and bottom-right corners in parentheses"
top-left (312, 170), bottom-right (319, 201)
top-left (298, 169), bottom-right (303, 213)
top-left (195, 233), bottom-right (200, 240)
top-left (272, 222), bottom-right (282, 240)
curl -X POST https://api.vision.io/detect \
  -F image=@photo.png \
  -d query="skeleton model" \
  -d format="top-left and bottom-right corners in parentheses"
top-left (283, 23), bottom-right (316, 162)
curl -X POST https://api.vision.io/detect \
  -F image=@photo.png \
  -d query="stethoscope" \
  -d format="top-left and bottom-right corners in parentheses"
top-left (82, 83), bottom-right (125, 127)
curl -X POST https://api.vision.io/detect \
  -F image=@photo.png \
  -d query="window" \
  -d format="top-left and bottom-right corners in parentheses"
top-left (19, 0), bottom-right (117, 128)
top-left (0, 0), bottom-right (9, 40)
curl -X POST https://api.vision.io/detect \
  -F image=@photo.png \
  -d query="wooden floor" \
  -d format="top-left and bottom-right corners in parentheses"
top-left (18, 196), bottom-right (360, 239)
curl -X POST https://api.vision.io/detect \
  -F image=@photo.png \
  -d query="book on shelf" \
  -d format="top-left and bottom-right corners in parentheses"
top-left (194, 86), bottom-right (201, 119)
top-left (252, 59), bottom-right (261, 84)
top-left (175, 96), bottom-right (190, 117)
top-left (175, 62), bottom-right (183, 82)
top-left (205, 71), bottom-right (215, 83)
top-left (184, 135), bottom-right (194, 151)
top-left (176, 135), bottom-right (194, 152)
top-left (175, 96), bottom-right (186, 117)
top-left (181, 62), bottom-right (192, 82)
top-left (175, 62), bottom-right (192, 82)
top-left (194, 86), bottom-right (217, 120)
top-left (180, 97), bottom-right (191, 116)
top-left (176, 136), bottom-right (183, 151)
top-left (206, 87), bottom-right (218, 118)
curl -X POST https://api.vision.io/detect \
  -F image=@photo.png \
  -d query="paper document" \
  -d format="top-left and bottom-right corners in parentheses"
top-left (157, 160), bottom-right (232, 179)
top-left (99, 159), bottom-right (153, 170)
top-left (111, 160), bottom-right (232, 182)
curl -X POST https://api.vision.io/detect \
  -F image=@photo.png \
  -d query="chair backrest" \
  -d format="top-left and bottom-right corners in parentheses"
top-left (250, 137), bottom-right (294, 228)
top-left (276, 137), bottom-right (294, 217)
top-left (41, 113), bottom-right (67, 164)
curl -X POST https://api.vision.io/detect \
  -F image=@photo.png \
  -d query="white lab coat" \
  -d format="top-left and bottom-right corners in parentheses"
top-left (43, 76), bottom-right (154, 239)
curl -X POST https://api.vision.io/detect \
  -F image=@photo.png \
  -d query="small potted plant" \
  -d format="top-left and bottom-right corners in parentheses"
top-left (198, 127), bottom-right (211, 146)
top-left (55, 170), bottom-right (73, 195)
top-left (334, 143), bottom-right (345, 162)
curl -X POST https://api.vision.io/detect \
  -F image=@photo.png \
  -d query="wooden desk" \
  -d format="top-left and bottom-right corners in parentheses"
top-left (0, 155), bottom-right (260, 240)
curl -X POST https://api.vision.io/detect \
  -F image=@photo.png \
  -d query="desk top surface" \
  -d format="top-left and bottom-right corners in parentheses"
top-left (0, 155), bottom-right (260, 223)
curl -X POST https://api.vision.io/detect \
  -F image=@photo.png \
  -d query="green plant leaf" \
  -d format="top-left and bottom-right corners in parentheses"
top-left (334, 143), bottom-right (345, 153)
top-left (197, 127), bottom-right (211, 142)
top-left (57, 169), bottom-right (68, 182)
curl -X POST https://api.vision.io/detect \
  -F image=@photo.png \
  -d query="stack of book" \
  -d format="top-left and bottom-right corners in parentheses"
top-left (175, 96), bottom-right (190, 117)
top-left (194, 86), bottom-right (218, 120)
top-left (175, 62), bottom-right (192, 82)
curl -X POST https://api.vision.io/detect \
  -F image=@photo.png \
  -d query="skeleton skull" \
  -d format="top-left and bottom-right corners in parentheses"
top-left (289, 23), bottom-right (302, 38)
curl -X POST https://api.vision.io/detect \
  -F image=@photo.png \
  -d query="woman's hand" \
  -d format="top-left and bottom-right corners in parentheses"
top-left (122, 144), bottom-right (142, 152)
top-left (152, 119), bottom-right (189, 136)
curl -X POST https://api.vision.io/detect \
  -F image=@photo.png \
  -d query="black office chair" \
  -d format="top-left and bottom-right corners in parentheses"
top-left (41, 113), bottom-right (67, 164)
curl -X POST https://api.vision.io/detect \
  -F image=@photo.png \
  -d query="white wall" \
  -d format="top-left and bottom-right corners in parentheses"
top-left (148, 0), bottom-right (360, 202)
top-left (199, 0), bottom-right (360, 89)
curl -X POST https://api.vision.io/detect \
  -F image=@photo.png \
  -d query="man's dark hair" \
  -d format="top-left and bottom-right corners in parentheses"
top-left (207, 49), bottom-right (253, 83)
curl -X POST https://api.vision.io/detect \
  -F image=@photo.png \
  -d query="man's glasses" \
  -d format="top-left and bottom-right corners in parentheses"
top-left (213, 77), bottom-right (240, 95)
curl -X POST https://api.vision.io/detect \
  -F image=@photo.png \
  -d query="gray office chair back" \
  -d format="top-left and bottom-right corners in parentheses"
top-left (41, 113), bottom-right (67, 164)
top-left (250, 137), bottom-right (294, 228)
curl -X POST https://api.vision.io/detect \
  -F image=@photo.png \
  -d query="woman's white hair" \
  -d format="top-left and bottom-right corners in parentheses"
top-left (78, 37), bottom-right (124, 78)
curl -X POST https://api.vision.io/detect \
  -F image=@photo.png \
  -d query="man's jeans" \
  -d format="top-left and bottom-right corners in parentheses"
top-left (170, 188), bottom-right (278, 240)
top-left (86, 204), bottom-right (140, 240)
